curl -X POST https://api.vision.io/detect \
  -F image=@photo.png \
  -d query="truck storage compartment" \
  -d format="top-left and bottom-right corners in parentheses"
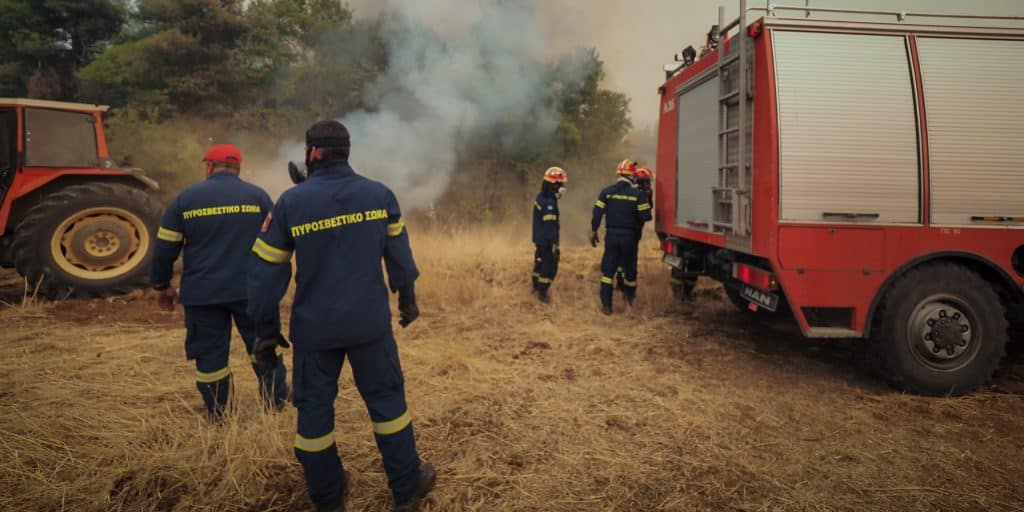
top-left (773, 31), bottom-right (921, 224)
top-left (917, 38), bottom-right (1024, 227)
top-left (675, 76), bottom-right (719, 231)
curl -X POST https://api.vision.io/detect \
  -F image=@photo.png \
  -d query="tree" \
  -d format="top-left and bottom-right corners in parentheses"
top-left (0, 0), bottom-right (127, 99)
top-left (78, 0), bottom-right (249, 119)
top-left (550, 48), bottom-right (632, 163)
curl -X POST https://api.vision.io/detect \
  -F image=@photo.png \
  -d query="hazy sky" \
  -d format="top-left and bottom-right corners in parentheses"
top-left (537, 0), bottom-right (1023, 127)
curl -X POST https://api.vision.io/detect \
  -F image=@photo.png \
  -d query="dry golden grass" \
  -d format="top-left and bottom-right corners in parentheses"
top-left (1, 227), bottom-right (1023, 511)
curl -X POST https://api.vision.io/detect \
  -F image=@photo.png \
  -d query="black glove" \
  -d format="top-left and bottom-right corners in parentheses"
top-left (398, 286), bottom-right (419, 328)
top-left (253, 332), bottom-right (290, 371)
top-left (590, 231), bottom-right (600, 248)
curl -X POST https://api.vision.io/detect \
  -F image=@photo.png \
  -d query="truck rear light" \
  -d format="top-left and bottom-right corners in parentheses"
top-left (733, 262), bottom-right (778, 291)
top-left (662, 239), bottom-right (676, 255)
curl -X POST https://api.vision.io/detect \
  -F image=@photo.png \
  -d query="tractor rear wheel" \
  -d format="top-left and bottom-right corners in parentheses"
top-left (11, 182), bottom-right (161, 298)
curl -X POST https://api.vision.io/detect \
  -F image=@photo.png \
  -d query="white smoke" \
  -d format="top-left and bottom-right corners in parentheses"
top-left (273, 0), bottom-right (561, 210)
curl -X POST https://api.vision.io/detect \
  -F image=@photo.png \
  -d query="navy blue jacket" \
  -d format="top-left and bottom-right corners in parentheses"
top-left (247, 161), bottom-right (419, 350)
top-left (591, 178), bottom-right (652, 237)
top-left (150, 172), bottom-right (273, 306)
top-left (532, 192), bottom-right (559, 246)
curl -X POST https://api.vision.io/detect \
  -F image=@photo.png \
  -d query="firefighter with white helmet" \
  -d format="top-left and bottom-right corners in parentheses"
top-left (617, 165), bottom-right (655, 291)
top-left (592, 159), bottom-right (652, 314)
top-left (532, 166), bottom-right (567, 302)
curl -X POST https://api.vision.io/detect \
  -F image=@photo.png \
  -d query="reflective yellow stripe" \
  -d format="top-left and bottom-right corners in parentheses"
top-left (600, 276), bottom-right (613, 285)
top-left (294, 432), bottom-right (335, 452)
top-left (252, 239), bottom-right (292, 264)
top-left (542, 214), bottom-right (558, 222)
top-left (373, 410), bottom-right (412, 435)
top-left (534, 202), bottom-right (542, 211)
top-left (387, 221), bottom-right (405, 237)
top-left (248, 346), bottom-right (285, 364)
top-left (595, 200), bottom-right (606, 209)
top-left (638, 203), bottom-right (652, 211)
top-left (195, 366), bottom-right (231, 384)
top-left (538, 277), bottom-right (553, 284)
top-left (157, 227), bottom-right (183, 243)
top-left (623, 279), bottom-right (637, 287)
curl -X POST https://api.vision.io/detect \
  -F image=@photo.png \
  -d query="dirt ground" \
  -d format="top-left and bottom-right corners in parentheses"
top-left (1, 229), bottom-right (1022, 511)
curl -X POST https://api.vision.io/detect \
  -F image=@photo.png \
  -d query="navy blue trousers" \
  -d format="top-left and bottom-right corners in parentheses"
top-left (600, 231), bottom-right (638, 308)
top-left (184, 301), bottom-right (289, 420)
top-left (532, 244), bottom-right (558, 292)
top-left (292, 334), bottom-right (421, 508)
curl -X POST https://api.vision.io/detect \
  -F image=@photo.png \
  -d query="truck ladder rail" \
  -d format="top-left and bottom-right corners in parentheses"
top-left (715, 0), bottom-right (751, 244)
top-left (755, 4), bottom-right (1024, 24)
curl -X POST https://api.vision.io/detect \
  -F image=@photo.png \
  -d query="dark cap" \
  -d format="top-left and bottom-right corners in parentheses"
top-left (305, 120), bottom-right (351, 150)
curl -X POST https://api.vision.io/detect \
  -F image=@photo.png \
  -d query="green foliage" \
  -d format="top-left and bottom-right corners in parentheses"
top-left (4, 1), bottom-right (634, 216)
top-left (104, 111), bottom-right (207, 200)
top-left (78, 0), bottom-right (250, 119)
top-left (0, 0), bottom-right (127, 99)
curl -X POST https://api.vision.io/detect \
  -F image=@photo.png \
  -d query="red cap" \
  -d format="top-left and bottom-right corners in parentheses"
top-left (202, 144), bottom-right (242, 166)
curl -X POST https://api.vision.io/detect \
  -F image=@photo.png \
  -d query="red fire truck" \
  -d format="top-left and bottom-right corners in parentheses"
top-left (656, 2), bottom-right (1024, 395)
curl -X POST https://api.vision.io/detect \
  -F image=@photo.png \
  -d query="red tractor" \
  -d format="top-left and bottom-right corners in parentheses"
top-left (0, 98), bottom-right (161, 298)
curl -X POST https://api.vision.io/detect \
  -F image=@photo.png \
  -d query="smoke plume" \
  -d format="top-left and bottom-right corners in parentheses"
top-left (271, 0), bottom-right (562, 210)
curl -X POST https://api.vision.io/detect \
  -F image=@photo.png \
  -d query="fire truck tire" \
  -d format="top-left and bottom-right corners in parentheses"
top-left (870, 263), bottom-right (1007, 396)
top-left (11, 182), bottom-right (161, 299)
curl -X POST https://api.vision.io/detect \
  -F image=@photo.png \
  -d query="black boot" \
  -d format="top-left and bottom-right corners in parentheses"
top-left (396, 463), bottom-right (436, 512)
top-left (601, 304), bottom-right (612, 315)
top-left (317, 479), bottom-right (349, 512)
top-left (537, 288), bottom-right (550, 303)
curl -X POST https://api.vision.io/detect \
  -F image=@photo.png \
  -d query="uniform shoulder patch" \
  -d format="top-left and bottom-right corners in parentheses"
top-left (261, 212), bottom-right (273, 233)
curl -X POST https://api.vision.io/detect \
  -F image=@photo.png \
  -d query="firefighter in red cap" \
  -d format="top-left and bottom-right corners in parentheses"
top-left (592, 159), bottom-right (652, 314)
top-left (532, 166), bottom-right (567, 302)
top-left (150, 144), bottom-right (289, 422)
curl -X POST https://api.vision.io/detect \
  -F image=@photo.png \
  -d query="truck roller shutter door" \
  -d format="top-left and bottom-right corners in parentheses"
top-left (676, 77), bottom-right (719, 230)
top-left (774, 31), bottom-right (920, 224)
top-left (917, 38), bottom-right (1024, 227)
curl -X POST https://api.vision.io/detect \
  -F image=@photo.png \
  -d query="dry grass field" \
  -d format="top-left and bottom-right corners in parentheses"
top-left (1, 228), bottom-right (1023, 511)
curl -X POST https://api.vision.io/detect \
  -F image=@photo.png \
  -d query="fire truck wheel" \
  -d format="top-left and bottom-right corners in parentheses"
top-left (11, 182), bottom-right (161, 299)
top-left (871, 263), bottom-right (1008, 396)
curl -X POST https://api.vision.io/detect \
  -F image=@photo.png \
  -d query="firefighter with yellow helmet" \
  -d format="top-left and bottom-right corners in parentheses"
top-left (532, 166), bottom-right (567, 302)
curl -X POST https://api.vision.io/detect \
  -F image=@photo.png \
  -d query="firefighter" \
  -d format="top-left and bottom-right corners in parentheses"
top-left (532, 166), bottom-right (567, 302)
top-left (149, 144), bottom-right (289, 422)
top-left (247, 120), bottom-right (435, 512)
top-left (615, 164), bottom-right (654, 291)
top-left (591, 159), bottom-right (652, 314)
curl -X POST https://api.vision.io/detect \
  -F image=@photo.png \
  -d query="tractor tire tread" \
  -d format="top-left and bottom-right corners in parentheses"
top-left (11, 182), bottom-right (161, 299)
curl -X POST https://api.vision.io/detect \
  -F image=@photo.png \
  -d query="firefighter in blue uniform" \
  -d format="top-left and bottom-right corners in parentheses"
top-left (150, 144), bottom-right (289, 422)
top-left (247, 121), bottom-right (435, 512)
top-left (591, 159), bottom-right (653, 314)
top-left (532, 167), bottom-right (567, 302)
